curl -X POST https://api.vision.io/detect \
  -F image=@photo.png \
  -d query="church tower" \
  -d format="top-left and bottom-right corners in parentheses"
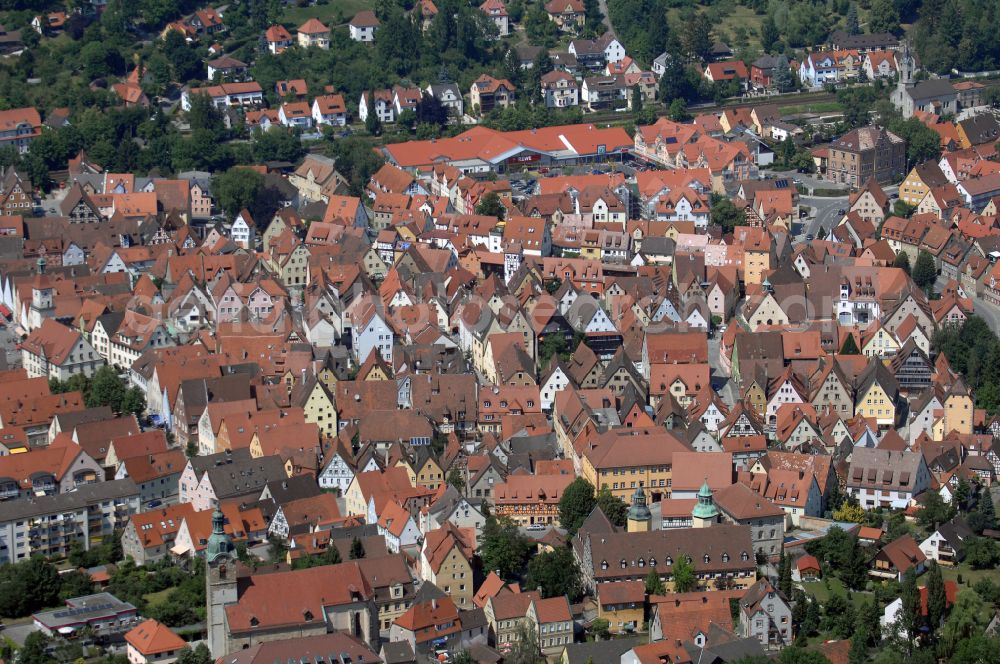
top-left (692, 480), bottom-right (719, 528)
top-left (29, 257), bottom-right (53, 330)
top-left (205, 509), bottom-right (237, 658)
top-left (627, 485), bottom-right (651, 533)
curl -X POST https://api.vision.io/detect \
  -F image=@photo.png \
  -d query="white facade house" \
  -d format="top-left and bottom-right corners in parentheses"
top-left (230, 210), bottom-right (255, 249)
top-left (318, 451), bottom-right (355, 493)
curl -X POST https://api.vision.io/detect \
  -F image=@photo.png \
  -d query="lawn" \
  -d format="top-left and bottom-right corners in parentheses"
top-left (143, 588), bottom-right (173, 608)
top-left (940, 561), bottom-right (996, 588)
top-left (801, 577), bottom-right (871, 610)
top-left (779, 101), bottom-right (844, 116)
top-left (280, 0), bottom-right (374, 27)
top-left (666, 4), bottom-right (764, 52)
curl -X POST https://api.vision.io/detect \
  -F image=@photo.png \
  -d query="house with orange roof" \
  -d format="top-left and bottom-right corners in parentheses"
top-left (115, 449), bottom-right (186, 506)
top-left (420, 522), bottom-right (476, 608)
top-left (544, 0), bottom-right (585, 30)
top-left (596, 580), bottom-right (644, 634)
top-left (297, 18), bottom-right (329, 49)
top-left (278, 100), bottom-right (312, 129)
top-left (0, 107), bottom-right (42, 154)
top-left (21, 319), bottom-right (103, 380)
top-left (703, 60), bottom-right (749, 88)
top-left (264, 24), bottom-right (293, 53)
top-left (267, 493), bottom-right (342, 540)
top-left (311, 93), bottom-right (347, 126)
top-left (124, 619), bottom-right (185, 664)
top-left (349, 10), bottom-right (380, 41)
top-left (0, 437), bottom-right (101, 500)
top-left (389, 589), bottom-right (483, 656)
top-left (493, 473), bottom-right (573, 526)
top-left (470, 74), bottom-right (516, 114)
top-left (120, 504), bottom-right (196, 565)
top-left (480, 0), bottom-right (509, 36)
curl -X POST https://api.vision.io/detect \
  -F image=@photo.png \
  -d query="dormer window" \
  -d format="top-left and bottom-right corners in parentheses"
top-left (722, 553), bottom-right (730, 563)
top-left (620, 559), bottom-right (627, 569)
top-left (666, 556), bottom-right (673, 566)
top-left (741, 551), bottom-right (749, 561)
top-left (601, 560), bottom-right (608, 570)
top-left (638, 558), bottom-right (645, 567)
top-left (704, 554), bottom-right (710, 563)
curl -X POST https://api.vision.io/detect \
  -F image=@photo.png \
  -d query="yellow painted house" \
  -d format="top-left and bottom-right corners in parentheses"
top-left (861, 323), bottom-right (900, 359)
top-left (941, 378), bottom-right (974, 437)
top-left (899, 162), bottom-right (947, 207)
top-left (293, 378), bottom-right (338, 437)
top-left (581, 431), bottom-right (689, 503)
top-left (854, 362), bottom-right (897, 427)
top-left (745, 292), bottom-right (788, 331)
top-left (397, 449), bottom-right (445, 491)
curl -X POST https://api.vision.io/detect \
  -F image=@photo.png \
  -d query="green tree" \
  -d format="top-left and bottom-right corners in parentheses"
top-left (212, 167), bottom-right (265, 219)
top-left (175, 644), bottom-right (213, 664)
top-left (975, 489), bottom-right (997, 531)
top-left (506, 621), bottom-right (542, 664)
top-left (475, 191), bottom-right (506, 219)
top-left (672, 554), bottom-right (697, 592)
top-left (953, 478), bottom-right (971, 509)
top-left (917, 489), bottom-right (954, 529)
top-left (710, 195), bottom-right (745, 234)
top-left (252, 129), bottom-right (305, 164)
top-left (558, 477), bottom-right (596, 535)
top-left (668, 98), bottom-right (690, 121)
top-left (833, 503), bottom-right (866, 523)
top-left (893, 200), bottom-right (916, 218)
top-left (365, 109), bottom-right (382, 136)
top-left (925, 561), bottom-right (946, 633)
top-left (525, 547), bottom-right (583, 600)
top-left (631, 85), bottom-right (643, 116)
top-left (840, 334), bottom-right (861, 355)
top-left (59, 570), bottom-right (95, 600)
top-left (868, 0), bottom-right (901, 35)
top-left (186, 91), bottom-right (225, 138)
top-left (645, 567), bottom-right (665, 595)
top-left (446, 467), bottom-right (465, 491)
top-left (327, 137), bottom-right (385, 198)
top-left (595, 487), bottom-right (628, 527)
top-left (893, 251), bottom-right (911, 275)
top-left (760, 14), bottom-right (780, 52)
top-left (899, 567), bottom-right (921, 648)
top-left (19, 632), bottom-right (52, 664)
top-left (940, 592), bottom-right (989, 658)
top-left (349, 537), bottom-right (366, 560)
top-left (682, 11), bottom-right (714, 61)
top-left (965, 536), bottom-right (999, 569)
top-left (479, 516), bottom-right (530, 581)
top-left (772, 55), bottom-right (794, 93)
top-left (778, 551), bottom-right (792, 597)
top-left (912, 250), bottom-right (938, 292)
top-left (845, 4), bottom-right (860, 34)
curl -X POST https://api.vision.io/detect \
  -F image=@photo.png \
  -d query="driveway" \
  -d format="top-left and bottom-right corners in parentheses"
top-left (2, 621), bottom-right (40, 646)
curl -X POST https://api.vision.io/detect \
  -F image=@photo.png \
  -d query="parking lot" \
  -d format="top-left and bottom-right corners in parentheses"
top-left (0, 323), bottom-right (20, 369)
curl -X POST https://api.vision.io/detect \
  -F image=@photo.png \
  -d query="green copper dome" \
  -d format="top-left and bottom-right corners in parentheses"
top-left (692, 481), bottom-right (719, 520)
top-left (206, 508), bottom-right (234, 563)
top-left (627, 486), bottom-right (651, 522)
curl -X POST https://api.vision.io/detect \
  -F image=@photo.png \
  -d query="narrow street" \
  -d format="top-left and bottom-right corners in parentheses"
top-left (597, 0), bottom-right (615, 37)
top-left (971, 293), bottom-right (1000, 335)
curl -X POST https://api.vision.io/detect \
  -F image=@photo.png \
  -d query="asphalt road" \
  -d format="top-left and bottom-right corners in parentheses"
top-left (972, 293), bottom-right (1000, 335)
top-left (800, 194), bottom-right (849, 239)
